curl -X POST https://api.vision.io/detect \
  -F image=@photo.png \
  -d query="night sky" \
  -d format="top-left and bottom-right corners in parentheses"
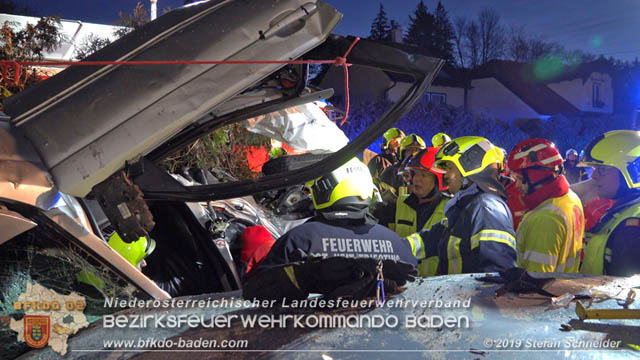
top-left (16, 0), bottom-right (640, 61)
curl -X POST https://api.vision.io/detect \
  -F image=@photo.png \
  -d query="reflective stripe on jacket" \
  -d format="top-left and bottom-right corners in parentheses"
top-left (440, 185), bottom-right (517, 274)
top-left (581, 199), bottom-right (640, 275)
top-left (408, 184), bottom-right (517, 276)
top-left (400, 196), bottom-right (449, 276)
top-left (395, 194), bottom-right (448, 237)
top-left (516, 190), bottom-right (584, 273)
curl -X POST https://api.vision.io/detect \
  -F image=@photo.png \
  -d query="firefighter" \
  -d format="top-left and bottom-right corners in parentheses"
top-left (257, 157), bottom-right (418, 270)
top-left (507, 138), bottom-right (584, 273)
top-left (368, 127), bottom-right (405, 186)
top-left (380, 133), bottom-right (427, 196)
top-left (375, 148), bottom-right (451, 276)
top-left (405, 136), bottom-right (517, 275)
top-left (375, 148), bottom-right (449, 234)
top-left (564, 148), bottom-right (589, 184)
top-left (579, 130), bottom-right (640, 276)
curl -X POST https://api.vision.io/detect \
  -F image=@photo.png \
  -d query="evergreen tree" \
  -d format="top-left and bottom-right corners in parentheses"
top-left (433, 1), bottom-right (455, 64)
top-left (403, 1), bottom-right (436, 51)
top-left (369, 3), bottom-right (391, 41)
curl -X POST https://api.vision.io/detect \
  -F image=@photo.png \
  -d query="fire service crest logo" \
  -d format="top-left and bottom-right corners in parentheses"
top-left (24, 315), bottom-right (50, 348)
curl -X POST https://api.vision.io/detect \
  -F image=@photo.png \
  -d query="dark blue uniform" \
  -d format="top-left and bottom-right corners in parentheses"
top-left (409, 183), bottom-right (517, 275)
top-left (259, 216), bottom-right (417, 269)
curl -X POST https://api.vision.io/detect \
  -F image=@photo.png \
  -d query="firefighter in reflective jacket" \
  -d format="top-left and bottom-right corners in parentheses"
top-left (392, 148), bottom-right (450, 276)
top-left (257, 158), bottom-right (417, 270)
top-left (507, 138), bottom-right (584, 272)
top-left (394, 148), bottom-right (450, 236)
top-left (579, 130), bottom-right (640, 276)
top-left (380, 133), bottom-right (427, 197)
top-left (405, 136), bottom-right (517, 275)
top-left (368, 128), bottom-right (405, 187)
top-left (374, 147), bottom-right (448, 235)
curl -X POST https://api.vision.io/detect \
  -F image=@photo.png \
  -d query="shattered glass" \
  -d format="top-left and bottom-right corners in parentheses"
top-left (0, 225), bottom-right (149, 359)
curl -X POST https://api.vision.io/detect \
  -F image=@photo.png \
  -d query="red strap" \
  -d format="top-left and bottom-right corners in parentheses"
top-left (1, 37), bottom-right (361, 125)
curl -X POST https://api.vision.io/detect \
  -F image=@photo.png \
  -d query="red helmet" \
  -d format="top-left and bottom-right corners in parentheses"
top-left (507, 138), bottom-right (563, 193)
top-left (406, 147), bottom-right (449, 191)
top-left (507, 138), bottom-right (563, 173)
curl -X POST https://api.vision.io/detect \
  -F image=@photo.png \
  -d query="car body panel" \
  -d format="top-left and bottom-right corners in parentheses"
top-left (0, 208), bottom-right (36, 246)
top-left (4, 0), bottom-right (342, 197)
top-left (0, 120), bottom-right (54, 208)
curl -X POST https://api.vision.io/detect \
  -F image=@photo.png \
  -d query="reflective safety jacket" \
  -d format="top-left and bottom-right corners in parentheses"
top-left (395, 193), bottom-right (448, 237)
top-left (516, 190), bottom-right (584, 272)
top-left (581, 196), bottom-right (640, 276)
top-left (406, 184), bottom-right (517, 276)
top-left (395, 194), bottom-right (448, 276)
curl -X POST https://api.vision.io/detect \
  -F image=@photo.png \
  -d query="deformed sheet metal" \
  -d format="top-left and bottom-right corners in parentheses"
top-left (5, 0), bottom-right (342, 197)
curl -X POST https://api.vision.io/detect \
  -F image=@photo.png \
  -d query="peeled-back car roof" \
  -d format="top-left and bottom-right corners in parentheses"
top-left (4, 0), bottom-right (341, 197)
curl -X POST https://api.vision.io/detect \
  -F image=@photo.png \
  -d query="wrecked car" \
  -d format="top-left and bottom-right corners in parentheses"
top-left (0, 0), bottom-right (443, 356)
top-left (2, 1), bottom-right (637, 359)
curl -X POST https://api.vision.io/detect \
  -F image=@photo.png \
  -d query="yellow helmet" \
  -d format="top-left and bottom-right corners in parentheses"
top-left (382, 128), bottom-right (405, 149)
top-left (434, 136), bottom-right (504, 177)
top-left (399, 134), bottom-right (426, 160)
top-left (108, 232), bottom-right (155, 268)
top-left (269, 146), bottom-right (288, 160)
top-left (578, 130), bottom-right (640, 189)
top-left (306, 158), bottom-right (374, 210)
top-left (431, 132), bottom-right (452, 147)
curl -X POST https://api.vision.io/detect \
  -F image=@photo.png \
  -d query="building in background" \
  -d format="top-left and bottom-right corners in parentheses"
top-left (0, 13), bottom-right (125, 76)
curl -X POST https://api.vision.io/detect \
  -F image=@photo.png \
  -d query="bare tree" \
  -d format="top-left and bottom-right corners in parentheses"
top-left (506, 24), bottom-right (565, 63)
top-left (477, 8), bottom-right (504, 64)
top-left (529, 38), bottom-right (564, 60)
top-left (465, 20), bottom-right (481, 68)
top-left (506, 25), bottom-right (528, 62)
top-left (452, 17), bottom-right (467, 68)
top-left (75, 1), bottom-right (150, 60)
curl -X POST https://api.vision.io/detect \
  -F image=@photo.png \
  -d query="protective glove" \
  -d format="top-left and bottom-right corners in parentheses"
top-left (476, 267), bottom-right (556, 297)
top-left (243, 257), bottom-right (417, 302)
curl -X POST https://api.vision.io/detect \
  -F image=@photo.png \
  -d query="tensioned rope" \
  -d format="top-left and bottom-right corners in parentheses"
top-left (0, 37), bottom-right (361, 126)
